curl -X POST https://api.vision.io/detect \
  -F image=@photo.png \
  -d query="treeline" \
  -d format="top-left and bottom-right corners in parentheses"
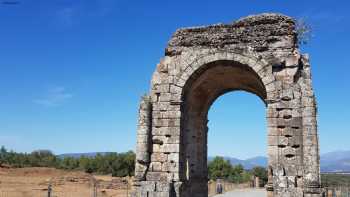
top-left (208, 156), bottom-right (267, 185)
top-left (0, 146), bottom-right (135, 177)
top-left (1, 146), bottom-right (268, 182)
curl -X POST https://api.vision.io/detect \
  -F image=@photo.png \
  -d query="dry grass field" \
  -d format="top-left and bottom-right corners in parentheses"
top-left (0, 166), bottom-right (132, 197)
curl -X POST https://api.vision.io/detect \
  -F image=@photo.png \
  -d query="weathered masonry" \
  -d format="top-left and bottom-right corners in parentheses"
top-left (132, 13), bottom-right (322, 197)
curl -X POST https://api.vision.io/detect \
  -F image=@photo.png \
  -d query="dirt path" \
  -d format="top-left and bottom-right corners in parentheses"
top-left (214, 188), bottom-right (266, 197)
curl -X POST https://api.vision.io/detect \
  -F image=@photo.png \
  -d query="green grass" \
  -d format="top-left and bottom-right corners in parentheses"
top-left (321, 174), bottom-right (350, 186)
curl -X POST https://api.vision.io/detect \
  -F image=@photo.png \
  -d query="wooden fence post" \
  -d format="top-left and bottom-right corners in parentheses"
top-left (47, 184), bottom-right (52, 197)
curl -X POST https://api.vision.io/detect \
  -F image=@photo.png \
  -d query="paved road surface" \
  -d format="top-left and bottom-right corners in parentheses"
top-left (213, 189), bottom-right (266, 197)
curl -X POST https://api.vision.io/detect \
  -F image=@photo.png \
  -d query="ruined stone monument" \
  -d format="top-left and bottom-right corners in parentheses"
top-left (133, 13), bottom-right (322, 197)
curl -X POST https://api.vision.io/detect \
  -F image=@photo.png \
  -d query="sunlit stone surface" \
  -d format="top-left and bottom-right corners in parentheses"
top-left (132, 13), bottom-right (322, 197)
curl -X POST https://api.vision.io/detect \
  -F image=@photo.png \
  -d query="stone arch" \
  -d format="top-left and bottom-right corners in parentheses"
top-left (132, 13), bottom-right (322, 197)
top-left (175, 52), bottom-right (276, 102)
top-left (178, 57), bottom-right (270, 196)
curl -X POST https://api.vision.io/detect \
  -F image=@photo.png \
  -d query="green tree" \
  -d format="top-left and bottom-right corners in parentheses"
top-left (84, 159), bottom-right (97, 174)
top-left (251, 166), bottom-right (268, 186)
top-left (0, 146), bottom-right (8, 165)
top-left (208, 156), bottom-right (232, 180)
top-left (78, 156), bottom-right (91, 171)
top-left (0, 146), bottom-right (137, 177)
top-left (123, 151), bottom-right (135, 176)
top-left (60, 157), bottom-right (79, 170)
top-left (241, 171), bottom-right (252, 183)
top-left (229, 164), bottom-right (245, 183)
top-left (111, 151), bottom-right (135, 177)
top-left (30, 150), bottom-right (56, 167)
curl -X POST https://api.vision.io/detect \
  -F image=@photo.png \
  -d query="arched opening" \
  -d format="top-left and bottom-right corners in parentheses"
top-left (208, 91), bottom-right (267, 159)
top-left (180, 60), bottom-right (267, 196)
top-left (207, 91), bottom-right (267, 193)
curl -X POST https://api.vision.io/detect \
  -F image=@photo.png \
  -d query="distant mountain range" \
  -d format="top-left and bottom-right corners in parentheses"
top-left (58, 152), bottom-right (113, 159)
top-left (58, 150), bottom-right (350, 173)
top-left (320, 150), bottom-right (350, 172)
top-left (208, 156), bottom-right (267, 170)
top-left (208, 150), bottom-right (350, 172)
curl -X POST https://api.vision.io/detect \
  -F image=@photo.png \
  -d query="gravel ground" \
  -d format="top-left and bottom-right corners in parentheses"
top-left (213, 188), bottom-right (266, 197)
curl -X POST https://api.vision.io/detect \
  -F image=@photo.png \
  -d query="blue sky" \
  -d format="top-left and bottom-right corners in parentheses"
top-left (0, 0), bottom-right (349, 159)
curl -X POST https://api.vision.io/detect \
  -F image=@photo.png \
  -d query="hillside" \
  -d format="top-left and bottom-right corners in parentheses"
top-left (209, 150), bottom-right (350, 172)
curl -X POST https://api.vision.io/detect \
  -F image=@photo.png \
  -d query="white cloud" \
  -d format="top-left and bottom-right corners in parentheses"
top-left (34, 86), bottom-right (73, 107)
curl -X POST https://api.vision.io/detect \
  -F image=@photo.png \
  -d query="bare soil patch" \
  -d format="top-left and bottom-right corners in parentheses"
top-left (0, 166), bottom-right (131, 197)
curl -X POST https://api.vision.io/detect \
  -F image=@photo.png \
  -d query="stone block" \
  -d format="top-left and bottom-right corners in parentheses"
top-left (153, 118), bottom-right (180, 127)
top-left (137, 134), bottom-right (150, 144)
top-left (152, 102), bottom-right (180, 111)
top-left (262, 74), bottom-right (275, 85)
top-left (162, 162), bottom-right (177, 172)
top-left (303, 125), bottom-right (317, 135)
top-left (290, 117), bottom-right (302, 128)
top-left (303, 135), bottom-right (318, 146)
top-left (269, 99), bottom-right (301, 109)
top-left (170, 84), bottom-right (183, 95)
top-left (153, 110), bottom-right (181, 119)
top-left (267, 145), bottom-right (278, 162)
top-left (151, 153), bottom-right (168, 162)
top-left (152, 126), bottom-right (181, 136)
top-left (146, 172), bottom-right (168, 181)
top-left (266, 82), bottom-right (277, 92)
top-left (268, 127), bottom-right (280, 136)
top-left (135, 162), bottom-right (148, 173)
top-left (291, 108), bottom-right (302, 118)
top-left (140, 181), bottom-right (156, 192)
top-left (302, 96), bottom-right (316, 107)
top-left (267, 107), bottom-right (279, 118)
top-left (289, 136), bottom-right (302, 147)
top-left (284, 165), bottom-right (298, 176)
top-left (153, 144), bottom-right (161, 152)
top-left (268, 117), bottom-right (302, 128)
top-left (149, 191), bottom-right (171, 197)
top-left (278, 136), bottom-right (289, 146)
top-left (282, 146), bottom-right (297, 156)
top-left (284, 155), bottom-right (302, 165)
top-left (150, 162), bottom-right (162, 172)
top-left (136, 143), bottom-right (149, 153)
top-left (153, 84), bottom-right (170, 93)
top-left (152, 135), bottom-right (180, 144)
top-left (302, 106), bottom-right (316, 117)
top-left (162, 144), bottom-right (180, 153)
top-left (282, 127), bottom-right (301, 137)
top-left (279, 108), bottom-right (292, 119)
top-left (153, 144), bottom-right (180, 153)
top-left (285, 54), bottom-right (300, 67)
top-left (302, 116), bottom-right (317, 126)
top-left (287, 175), bottom-right (297, 187)
top-left (281, 88), bottom-right (294, 101)
top-left (156, 182), bottom-right (172, 192)
top-left (168, 153), bottom-right (180, 163)
top-left (136, 151), bottom-right (149, 163)
top-left (137, 125), bottom-right (150, 135)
